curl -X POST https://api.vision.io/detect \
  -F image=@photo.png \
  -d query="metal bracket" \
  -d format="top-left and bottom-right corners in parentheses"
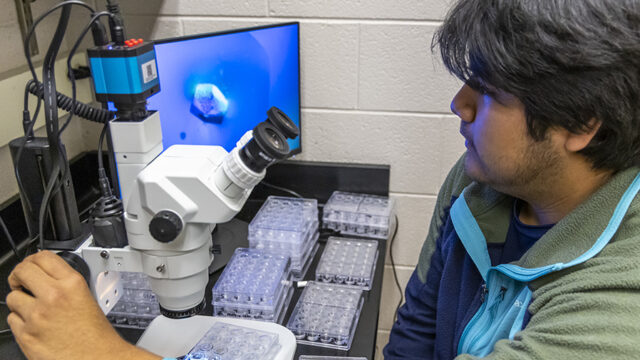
top-left (14, 0), bottom-right (39, 56)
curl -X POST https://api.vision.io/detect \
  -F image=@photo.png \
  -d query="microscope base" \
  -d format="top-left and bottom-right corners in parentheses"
top-left (136, 315), bottom-right (297, 359)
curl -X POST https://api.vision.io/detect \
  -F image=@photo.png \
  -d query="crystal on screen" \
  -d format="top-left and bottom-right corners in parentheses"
top-left (190, 83), bottom-right (229, 123)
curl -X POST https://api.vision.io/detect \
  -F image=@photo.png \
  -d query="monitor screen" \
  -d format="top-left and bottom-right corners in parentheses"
top-left (149, 22), bottom-right (301, 154)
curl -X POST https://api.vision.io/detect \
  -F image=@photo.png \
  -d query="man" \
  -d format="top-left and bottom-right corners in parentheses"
top-left (384, 0), bottom-right (640, 359)
top-left (6, 1), bottom-right (640, 360)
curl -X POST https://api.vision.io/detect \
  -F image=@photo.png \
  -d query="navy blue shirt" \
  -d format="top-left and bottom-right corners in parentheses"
top-left (384, 199), bottom-right (553, 359)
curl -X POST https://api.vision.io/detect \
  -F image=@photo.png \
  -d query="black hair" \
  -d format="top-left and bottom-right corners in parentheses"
top-left (433, 0), bottom-right (640, 171)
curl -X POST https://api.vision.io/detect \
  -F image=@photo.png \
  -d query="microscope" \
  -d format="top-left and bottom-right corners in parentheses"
top-left (80, 110), bottom-right (298, 317)
top-left (10, 1), bottom-right (299, 357)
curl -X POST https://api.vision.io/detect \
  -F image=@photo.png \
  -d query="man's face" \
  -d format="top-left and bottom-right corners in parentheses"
top-left (451, 83), bottom-right (563, 195)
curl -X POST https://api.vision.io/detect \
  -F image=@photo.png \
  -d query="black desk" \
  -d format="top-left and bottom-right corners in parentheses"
top-left (0, 154), bottom-right (391, 360)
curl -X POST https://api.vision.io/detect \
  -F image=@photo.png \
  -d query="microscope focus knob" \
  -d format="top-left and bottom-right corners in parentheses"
top-left (149, 211), bottom-right (183, 243)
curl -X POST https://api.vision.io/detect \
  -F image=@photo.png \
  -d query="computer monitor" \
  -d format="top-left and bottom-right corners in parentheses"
top-left (149, 22), bottom-right (301, 154)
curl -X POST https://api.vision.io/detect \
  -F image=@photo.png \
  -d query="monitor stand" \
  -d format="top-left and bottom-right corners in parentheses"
top-left (209, 218), bottom-right (249, 274)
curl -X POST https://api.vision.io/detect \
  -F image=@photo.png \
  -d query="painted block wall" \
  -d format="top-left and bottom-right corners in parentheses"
top-left (1, 1), bottom-right (467, 358)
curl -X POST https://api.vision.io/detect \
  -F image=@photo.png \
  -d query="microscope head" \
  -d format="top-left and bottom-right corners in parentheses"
top-left (125, 107), bottom-right (299, 319)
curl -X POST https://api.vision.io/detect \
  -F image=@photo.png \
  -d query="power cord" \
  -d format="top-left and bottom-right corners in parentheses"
top-left (20, 0), bottom-right (96, 186)
top-left (62, 10), bottom-right (115, 135)
top-left (388, 214), bottom-right (403, 322)
top-left (88, 122), bottom-right (127, 248)
top-left (23, 1), bottom-right (94, 82)
top-left (0, 216), bottom-right (21, 261)
top-left (37, 3), bottom-right (73, 251)
top-left (0, 301), bottom-right (12, 336)
top-left (260, 181), bottom-right (303, 198)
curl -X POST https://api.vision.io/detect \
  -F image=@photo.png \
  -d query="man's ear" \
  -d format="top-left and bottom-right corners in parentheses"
top-left (565, 119), bottom-right (601, 153)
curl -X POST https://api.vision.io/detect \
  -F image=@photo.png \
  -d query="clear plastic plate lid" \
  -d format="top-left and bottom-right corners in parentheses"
top-left (316, 237), bottom-right (379, 290)
top-left (249, 196), bottom-right (318, 244)
top-left (184, 322), bottom-right (280, 360)
top-left (213, 248), bottom-right (290, 307)
top-left (286, 282), bottom-right (364, 350)
top-left (323, 192), bottom-right (394, 219)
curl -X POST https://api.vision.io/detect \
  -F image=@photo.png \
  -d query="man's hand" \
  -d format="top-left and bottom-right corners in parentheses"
top-left (6, 251), bottom-right (160, 360)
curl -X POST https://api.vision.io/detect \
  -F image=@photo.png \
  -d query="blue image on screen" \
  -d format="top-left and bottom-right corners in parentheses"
top-left (148, 23), bottom-right (301, 153)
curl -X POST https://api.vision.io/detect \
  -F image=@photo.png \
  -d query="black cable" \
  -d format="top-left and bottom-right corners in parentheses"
top-left (78, 196), bottom-right (105, 220)
top-left (19, 1), bottom-right (110, 250)
top-left (22, 1), bottom-right (95, 186)
top-left (388, 214), bottom-right (403, 322)
top-left (260, 181), bottom-right (303, 198)
top-left (38, 4), bottom-right (73, 250)
top-left (105, 0), bottom-right (125, 45)
top-left (61, 11), bottom-right (114, 135)
top-left (23, 1), bottom-right (94, 83)
top-left (22, 235), bottom-right (41, 259)
top-left (27, 81), bottom-right (114, 124)
top-left (0, 216), bottom-right (21, 261)
top-left (98, 121), bottom-right (108, 171)
top-left (18, 1), bottom-right (94, 193)
top-left (42, 3), bottom-right (71, 170)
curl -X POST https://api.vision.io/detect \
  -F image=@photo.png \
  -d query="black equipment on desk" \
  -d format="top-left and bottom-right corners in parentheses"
top-left (9, 137), bottom-right (82, 245)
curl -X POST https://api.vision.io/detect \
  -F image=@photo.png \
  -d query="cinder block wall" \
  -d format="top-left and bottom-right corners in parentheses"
top-left (112, 1), bottom-right (466, 358)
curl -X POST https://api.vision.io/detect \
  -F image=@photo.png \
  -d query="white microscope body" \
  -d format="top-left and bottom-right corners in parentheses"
top-left (123, 143), bottom-right (262, 315)
top-left (73, 108), bottom-right (298, 359)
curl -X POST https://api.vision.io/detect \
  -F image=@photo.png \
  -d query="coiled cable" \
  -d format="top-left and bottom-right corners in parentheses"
top-left (27, 80), bottom-right (114, 124)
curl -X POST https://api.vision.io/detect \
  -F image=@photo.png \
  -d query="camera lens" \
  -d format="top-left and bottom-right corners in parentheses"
top-left (267, 106), bottom-right (299, 139)
top-left (239, 122), bottom-right (290, 173)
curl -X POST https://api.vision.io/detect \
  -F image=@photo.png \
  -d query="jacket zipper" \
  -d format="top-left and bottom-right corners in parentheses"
top-left (466, 286), bottom-right (506, 349)
top-left (458, 282), bottom-right (490, 354)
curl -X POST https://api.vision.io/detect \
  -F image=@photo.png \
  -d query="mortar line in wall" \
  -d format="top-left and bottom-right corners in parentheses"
top-left (384, 264), bottom-right (415, 271)
top-left (160, 15), bottom-right (442, 26)
top-left (388, 192), bottom-right (438, 199)
top-left (179, 18), bottom-right (185, 36)
top-left (274, 17), bottom-right (444, 26)
top-left (303, 107), bottom-right (453, 117)
top-left (356, 24), bottom-right (361, 109)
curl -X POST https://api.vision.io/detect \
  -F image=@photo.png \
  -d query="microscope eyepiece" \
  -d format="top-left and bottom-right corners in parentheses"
top-left (239, 122), bottom-right (290, 173)
top-left (218, 107), bottom-right (299, 196)
top-left (267, 106), bottom-right (299, 139)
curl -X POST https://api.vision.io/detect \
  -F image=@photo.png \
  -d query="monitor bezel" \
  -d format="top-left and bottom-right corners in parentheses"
top-left (152, 22), bottom-right (302, 155)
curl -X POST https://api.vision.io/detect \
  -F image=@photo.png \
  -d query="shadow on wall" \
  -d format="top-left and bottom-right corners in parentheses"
top-left (98, 0), bottom-right (165, 41)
